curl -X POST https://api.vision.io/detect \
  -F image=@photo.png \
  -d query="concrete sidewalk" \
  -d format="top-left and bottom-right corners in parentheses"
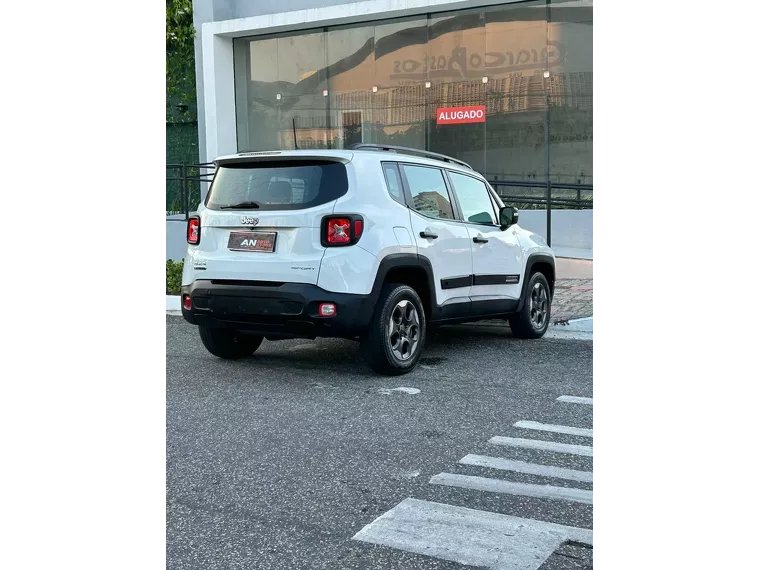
top-left (474, 258), bottom-right (593, 330)
top-left (553, 258), bottom-right (593, 322)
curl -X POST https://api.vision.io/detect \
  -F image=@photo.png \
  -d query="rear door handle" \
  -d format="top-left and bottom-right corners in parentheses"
top-left (420, 231), bottom-right (438, 239)
top-left (473, 236), bottom-right (489, 244)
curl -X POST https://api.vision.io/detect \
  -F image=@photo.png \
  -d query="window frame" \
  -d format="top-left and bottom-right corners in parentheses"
top-left (380, 161), bottom-right (407, 206)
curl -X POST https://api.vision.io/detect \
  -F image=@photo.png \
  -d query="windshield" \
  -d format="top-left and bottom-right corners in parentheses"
top-left (205, 160), bottom-right (349, 211)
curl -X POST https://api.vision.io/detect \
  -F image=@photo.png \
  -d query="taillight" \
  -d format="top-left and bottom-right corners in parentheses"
top-left (321, 215), bottom-right (364, 247)
top-left (187, 217), bottom-right (200, 245)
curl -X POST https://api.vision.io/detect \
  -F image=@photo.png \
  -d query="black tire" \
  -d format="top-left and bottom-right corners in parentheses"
top-left (198, 326), bottom-right (264, 359)
top-left (509, 271), bottom-right (552, 339)
top-left (362, 283), bottom-right (426, 375)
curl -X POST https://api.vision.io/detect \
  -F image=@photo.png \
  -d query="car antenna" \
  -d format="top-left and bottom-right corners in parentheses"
top-left (292, 118), bottom-right (298, 150)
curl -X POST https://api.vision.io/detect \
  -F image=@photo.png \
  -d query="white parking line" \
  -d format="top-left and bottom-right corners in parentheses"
top-left (557, 395), bottom-right (593, 405)
top-left (459, 454), bottom-right (593, 483)
top-left (489, 436), bottom-right (593, 457)
top-left (430, 473), bottom-right (593, 504)
top-left (514, 420), bottom-right (593, 438)
top-left (352, 498), bottom-right (592, 570)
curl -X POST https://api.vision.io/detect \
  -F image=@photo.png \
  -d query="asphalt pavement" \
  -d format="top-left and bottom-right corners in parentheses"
top-left (167, 316), bottom-right (593, 569)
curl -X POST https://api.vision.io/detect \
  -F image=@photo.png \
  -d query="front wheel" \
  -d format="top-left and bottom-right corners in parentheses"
top-left (509, 272), bottom-right (552, 339)
top-left (362, 284), bottom-right (426, 375)
top-left (198, 326), bottom-right (263, 359)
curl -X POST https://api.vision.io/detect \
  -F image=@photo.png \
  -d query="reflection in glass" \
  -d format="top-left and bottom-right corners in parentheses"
top-left (401, 164), bottom-right (454, 220)
top-left (234, 37), bottom-right (279, 151)
top-left (483, 1), bottom-right (548, 181)
top-left (548, 0), bottom-right (593, 184)
top-left (327, 25), bottom-right (374, 148)
top-left (427, 9), bottom-right (486, 172)
top-left (231, 0), bottom-right (591, 190)
top-left (448, 171), bottom-right (497, 224)
top-left (277, 33), bottom-right (328, 149)
top-left (372, 17), bottom-right (428, 149)
top-left (382, 162), bottom-right (405, 204)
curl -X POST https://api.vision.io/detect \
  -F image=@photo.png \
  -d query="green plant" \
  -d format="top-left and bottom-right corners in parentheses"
top-left (166, 0), bottom-right (196, 122)
top-left (166, 259), bottom-right (184, 295)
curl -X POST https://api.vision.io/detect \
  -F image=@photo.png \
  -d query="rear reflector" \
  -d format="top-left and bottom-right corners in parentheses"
top-left (182, 295), bottom-right (192, 310)
top-left (318, 303), bottom-right (336, 317)
top-left (187, 217), bottom-right (200, 245)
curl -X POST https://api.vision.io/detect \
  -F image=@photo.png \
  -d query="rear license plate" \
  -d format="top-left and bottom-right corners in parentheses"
top-left (228, 231), bottom-right (277, 253)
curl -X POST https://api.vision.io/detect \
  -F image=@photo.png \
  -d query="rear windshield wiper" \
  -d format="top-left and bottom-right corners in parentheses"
top-left (219, 201), bottom-right (261, 209)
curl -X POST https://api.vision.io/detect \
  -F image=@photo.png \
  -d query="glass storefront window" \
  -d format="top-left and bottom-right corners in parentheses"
top-left (234, 37), bottom-right (279, 152)
top-left (326, 24), bottom-right (375, 148)
top-left (277, 33), bottom-right (329, 150)
top-left (483, 1), bottom-right (548, 181)
top-left (548, 0), bottom-right (593, 185)
top-left (232, 0), bottom-right (591, 191)
top-left (427, 9), bottom-right (487, 173)
top-left (372, 17), bottom-right (429, 149)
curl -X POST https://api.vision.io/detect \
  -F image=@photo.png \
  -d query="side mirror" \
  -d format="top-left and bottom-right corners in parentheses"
top-left (499, 205), bottom-right (519, 229)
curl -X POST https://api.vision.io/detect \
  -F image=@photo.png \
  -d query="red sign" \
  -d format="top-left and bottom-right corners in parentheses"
top-left (436, 105), bottom-right (486, 125)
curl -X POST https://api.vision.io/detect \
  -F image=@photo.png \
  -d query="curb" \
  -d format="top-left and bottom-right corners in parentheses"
top-left (166, 295), bottom-right (182, 316)
top-left (544, 316), bottom-right (593, 340)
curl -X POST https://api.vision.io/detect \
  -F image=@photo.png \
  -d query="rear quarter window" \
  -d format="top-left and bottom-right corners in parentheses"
top-left (205, 160), bottom-right (348, 210)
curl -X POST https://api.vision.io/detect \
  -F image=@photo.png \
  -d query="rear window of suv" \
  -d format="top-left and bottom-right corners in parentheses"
top-left (205, 160), bottom-right (348, 211)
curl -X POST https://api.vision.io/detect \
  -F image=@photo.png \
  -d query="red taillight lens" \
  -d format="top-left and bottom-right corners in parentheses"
top-left (327, 218), bottom-right (351, 244)
top-left (187, 217), bottom-right (200, 245)
top-left (182, 295), bottom-right (192, 310)
top-left (353, 219), bottom-right (363, 238)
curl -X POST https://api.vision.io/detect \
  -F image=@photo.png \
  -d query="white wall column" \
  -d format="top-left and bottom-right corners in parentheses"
top-left (201, 29), bottom-right (237, 162)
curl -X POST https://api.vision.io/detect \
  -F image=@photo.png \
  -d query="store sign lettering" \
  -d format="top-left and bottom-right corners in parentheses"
top-left (390, 41), bottom-right (565, 79)
top-left (437, 106), bottom-right (486, 125)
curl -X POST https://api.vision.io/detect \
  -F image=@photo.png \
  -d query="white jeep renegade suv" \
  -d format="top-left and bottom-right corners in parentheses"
top-left (181, 144), bottom-right (555, 375)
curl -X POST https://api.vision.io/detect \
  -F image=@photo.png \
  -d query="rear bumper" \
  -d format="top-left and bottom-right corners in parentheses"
top-left (180, 280), bottom-right (375, 339)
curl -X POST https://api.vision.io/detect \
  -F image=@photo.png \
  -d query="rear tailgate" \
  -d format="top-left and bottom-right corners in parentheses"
top-left (187, 156), bottom-right (351, 284)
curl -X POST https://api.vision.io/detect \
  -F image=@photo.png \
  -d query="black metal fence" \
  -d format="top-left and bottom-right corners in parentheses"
top-left (489, 180), bottom-right (593, 247)
top-left (490, 180), bottom-right (593, 209)
top-left (166, 163), bottom-right (215, 219)
top-left (165, 164), bottom-right (593, 246)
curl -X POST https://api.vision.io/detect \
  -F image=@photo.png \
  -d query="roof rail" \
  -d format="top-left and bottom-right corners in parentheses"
top-left (347, 143), bottom-right (472, 170)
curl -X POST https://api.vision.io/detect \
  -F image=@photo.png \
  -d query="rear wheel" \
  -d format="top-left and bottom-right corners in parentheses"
top-left (198, 326), bottom-right (264, 359)
top-left (362, 284), bottom-right (426, 375)
top-left (509, 272), bottom-right (552, 339)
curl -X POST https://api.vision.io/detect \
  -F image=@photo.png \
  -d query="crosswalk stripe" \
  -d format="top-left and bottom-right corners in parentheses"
top-left (489, 436), bottom-right (593, 457)
top-left (459, 454), bottom-right (593, 483)
top-left (430, 472), bottom-right (593, 504)
top-left (352, 498), bottom-right (592, 570)
top-left (557, 395), bottom-right (593, 405)
top-left (514, 420), bottom-right (593, 438)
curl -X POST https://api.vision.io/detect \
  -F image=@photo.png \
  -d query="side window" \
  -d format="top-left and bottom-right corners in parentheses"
top-left (382, 162), bottom-right (405, 205)
top-left (400, 164), bottom-right (455, 220)
top-left (448, 171), bottom-right (498, 225)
